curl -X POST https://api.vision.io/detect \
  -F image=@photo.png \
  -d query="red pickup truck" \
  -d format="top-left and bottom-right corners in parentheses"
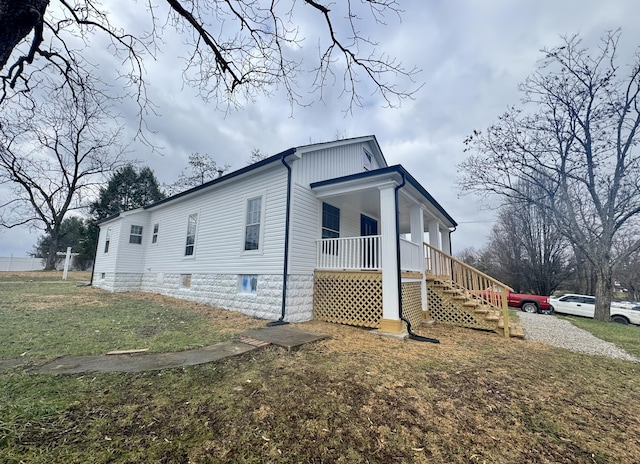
top-left (476, 286), bottom-right (553, 314)
top-left (507, 292), bottom-right (553, 314)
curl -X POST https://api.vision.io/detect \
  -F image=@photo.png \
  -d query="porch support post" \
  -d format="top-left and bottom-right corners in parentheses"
top-left (410, 205), bottom-right (428, 314)
top-left (428, 220), bottom-right (441, 250)
top-left (440, 226), bottom-right (451, 256)
top-left (379, 184), bottom-right (404, 335)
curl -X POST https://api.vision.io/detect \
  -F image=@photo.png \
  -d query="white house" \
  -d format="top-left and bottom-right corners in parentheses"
top-left (92, 135), bottom-right (457, 336)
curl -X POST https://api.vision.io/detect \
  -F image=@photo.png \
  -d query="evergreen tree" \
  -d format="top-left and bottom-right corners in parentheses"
top-left (32, 217), bottom-right (95, 270)
top-left (91, 165), bottom-right (165, 221)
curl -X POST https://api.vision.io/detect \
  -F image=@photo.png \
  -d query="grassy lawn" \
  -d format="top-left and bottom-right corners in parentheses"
top-left (1, 272), bottom-right (640, 463)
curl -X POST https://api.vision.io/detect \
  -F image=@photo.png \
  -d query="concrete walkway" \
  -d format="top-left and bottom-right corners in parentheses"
top-left (4, 326), bottom-right (328, 375)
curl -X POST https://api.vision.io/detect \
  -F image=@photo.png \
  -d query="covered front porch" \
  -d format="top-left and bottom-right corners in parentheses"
top-left (309, 166), bottom-right (455, 336)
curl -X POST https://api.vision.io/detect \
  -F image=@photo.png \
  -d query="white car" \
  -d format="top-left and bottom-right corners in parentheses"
top-left (549, 294), bottom-right (640, 325)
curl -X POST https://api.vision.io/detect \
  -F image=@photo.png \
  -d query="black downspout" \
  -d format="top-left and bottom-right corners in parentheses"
top-left (394, 172), bottom-right (439, 344)
top-left (266, 152), bottom-right (293, 327)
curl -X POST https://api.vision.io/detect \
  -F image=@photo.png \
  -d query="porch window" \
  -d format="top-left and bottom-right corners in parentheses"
top-left (185, 213), bottom-right (198, 256)
top-left (322, 202), bottom-right (340, 239)
top-left (129, 225), bottom-right (143, 244)
top-left (244, 197), bottom-right (262, 251)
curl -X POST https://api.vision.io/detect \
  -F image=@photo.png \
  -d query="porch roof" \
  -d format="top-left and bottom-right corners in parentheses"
top-left (310, 165), bottom-right (458, 229)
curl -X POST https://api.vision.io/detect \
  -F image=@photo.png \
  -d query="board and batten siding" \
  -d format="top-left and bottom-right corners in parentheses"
top-left (142, 165), bottom-right (288, 276)
top-left (292, 141), bottom-right (380, 187)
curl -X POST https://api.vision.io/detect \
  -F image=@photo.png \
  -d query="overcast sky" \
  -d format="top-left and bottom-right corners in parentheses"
top-left (2, 0), bottom-right (640, 257)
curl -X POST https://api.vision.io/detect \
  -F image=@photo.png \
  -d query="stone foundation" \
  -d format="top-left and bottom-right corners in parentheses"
top-left (94, 272), bottom-right (314, 322)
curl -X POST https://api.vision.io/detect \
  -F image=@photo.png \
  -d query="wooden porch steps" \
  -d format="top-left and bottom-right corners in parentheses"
top-left (426, 275), bottom-right (523, 339)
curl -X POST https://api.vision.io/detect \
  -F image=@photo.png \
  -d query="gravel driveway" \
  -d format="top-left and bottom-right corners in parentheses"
top-left (518, 312), bottom-right (640, 362)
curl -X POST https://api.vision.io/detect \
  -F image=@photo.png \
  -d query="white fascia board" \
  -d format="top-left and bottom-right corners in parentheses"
top-left (312, 175), bottom-right (400, 198)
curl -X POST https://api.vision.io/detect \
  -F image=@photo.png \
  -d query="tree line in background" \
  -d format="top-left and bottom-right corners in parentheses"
top-left (456, 198), bottom-right (640, 302)
top-left (458, 30), bottom-right (640, 321)
top-left (30, 150), bottom-right (267, 270)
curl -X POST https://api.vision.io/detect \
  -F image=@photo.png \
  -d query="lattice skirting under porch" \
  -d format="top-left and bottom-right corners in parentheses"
top-left (401, 281), bottom-right (423, 329)
top-left (313, 271), bottom-right (383, 328)
top-left (426, 285), bottom-right (494, 330)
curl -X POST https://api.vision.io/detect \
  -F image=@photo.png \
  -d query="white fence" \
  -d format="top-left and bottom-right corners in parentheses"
top-left (0, 256), bottom-right (45, 272)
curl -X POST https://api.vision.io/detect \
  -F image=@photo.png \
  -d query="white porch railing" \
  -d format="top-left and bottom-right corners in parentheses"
top-left (316, 236), bottom-right (382, 270)
top-left (316, 236), bottom-right (425, 272)
top-left (400, 238), bottom-right (422, 272)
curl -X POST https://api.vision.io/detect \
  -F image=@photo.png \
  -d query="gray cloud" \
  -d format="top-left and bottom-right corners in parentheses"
top-left (2, 0), bottom-right (640, 257)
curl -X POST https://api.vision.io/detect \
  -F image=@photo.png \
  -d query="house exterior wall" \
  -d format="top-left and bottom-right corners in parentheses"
top-left (287, 140), bottom-right (383, 276)
top-left (292, 141), bottom-right (381, 186)
top-left (91, 138), bottom-right (411, 325)
top-left (93, 163), bottom-right (315, 321)
top-left (94, 221), bottom-right (122, 276)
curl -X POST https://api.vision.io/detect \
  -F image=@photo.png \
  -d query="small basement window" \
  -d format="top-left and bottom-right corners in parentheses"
top-left (238, 275), bottom-right (258, 294)
top-left (129, 225), bottom-right (143, 244)
top-left (180, 274), bottom-right (192, 288)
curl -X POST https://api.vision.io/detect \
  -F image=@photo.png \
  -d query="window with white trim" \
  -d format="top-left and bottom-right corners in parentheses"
top-left (185, 214), bottom-right (198, 256)
top-left (152, 223), bottom-right (159, 244)
top-left (104, 227), bottom-right (111, 253)
top-left (322, 202), bottom-right (340, 239)
top-left (129, 225), bottom-right (143, 244)
top-left (244, 197), bottom-right (262, 251)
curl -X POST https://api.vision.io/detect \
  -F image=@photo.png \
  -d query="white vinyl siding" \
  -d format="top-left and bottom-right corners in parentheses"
top-left (141, 165), bottom-right (287, 275)
top-left (288, 184), bottom-right (320, 274)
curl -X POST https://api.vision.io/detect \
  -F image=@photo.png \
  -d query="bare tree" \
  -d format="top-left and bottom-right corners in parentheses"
top-left (1, 0), bottom-right (420, 115)
top-left (166, 152), bottom-right (229, 195)
top-left (0, 82), bottom-right (127, 269)
top-left (459, 30), bottom-right (640, 321)
top-left (247, 148), bottom-right (268, 165)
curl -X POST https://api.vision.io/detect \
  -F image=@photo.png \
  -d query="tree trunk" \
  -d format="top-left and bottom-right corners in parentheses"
top-left (593, 266), bottom-right (614, 322)
top-left (0, 0), bottom-right (48, 70)
top-left (45, 233), bottom-right (59, 271)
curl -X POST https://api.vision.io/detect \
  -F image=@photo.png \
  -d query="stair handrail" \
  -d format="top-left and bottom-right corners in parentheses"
top-left (424, 242), bottom-right (512, 338)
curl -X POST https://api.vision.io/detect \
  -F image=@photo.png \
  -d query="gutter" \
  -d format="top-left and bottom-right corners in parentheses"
top-left (394, 172), bottom-right (439, 344)
top-left (266, 151), bottom-right (295, 327)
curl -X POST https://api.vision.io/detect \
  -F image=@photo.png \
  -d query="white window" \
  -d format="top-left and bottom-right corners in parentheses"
top-left (181, 274), bottom-right (192, 288)
top-left (239, 275), bottom-right (258, 294)
top-left (185, 214), bottom-right (198, 256)
top-left (244, 197), bottom-right (262, 251)
top-left (152, 223), bottom-right (159, 244)
top-left (363, 150), bottom-right (372, 171)
top-left (129, 225), bottom-right (143, 244)
top-left (104, 227), bottom-right (111, 253)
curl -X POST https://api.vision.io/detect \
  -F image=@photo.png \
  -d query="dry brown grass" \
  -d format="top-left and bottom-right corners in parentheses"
top-left (2, 280), bottom-right (639, 463)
